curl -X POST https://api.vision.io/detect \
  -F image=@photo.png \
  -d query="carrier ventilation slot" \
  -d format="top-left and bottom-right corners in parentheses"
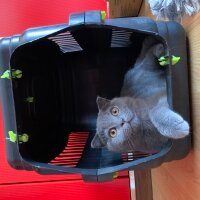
top-left (111, 29), bottom-right (133, 48)
top-left (48, 31), bottom-right (83, 53)
top-left (121, 152), bottom-right (150, 163)
top-left (49, 132), bottom-right (89, 167)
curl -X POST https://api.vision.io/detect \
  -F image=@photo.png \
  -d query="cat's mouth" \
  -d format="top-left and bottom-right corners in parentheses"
top-left (121, 113), bottom-right (134, 125)
top-left (128, 115), bottom-right (140, 132)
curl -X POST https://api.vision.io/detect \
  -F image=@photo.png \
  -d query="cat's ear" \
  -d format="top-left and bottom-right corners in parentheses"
top-left (91, 134), bottom-right (105, 148)
top-left (96, 96), bottom-right (110, 110)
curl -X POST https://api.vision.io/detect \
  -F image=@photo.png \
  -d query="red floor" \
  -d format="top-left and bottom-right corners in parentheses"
top-left (0, 1), bottom-right (131, 199)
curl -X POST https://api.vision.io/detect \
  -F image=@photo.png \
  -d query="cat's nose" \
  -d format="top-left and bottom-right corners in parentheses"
top-left (121, 119), bottom-right (125, 126)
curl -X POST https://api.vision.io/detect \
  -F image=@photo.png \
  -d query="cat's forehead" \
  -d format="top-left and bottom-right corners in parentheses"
top-left (110, 97), bottom-right (128, 107)
top-left (97, 112), bottom-right (112, 125)
top-left (97, 111), bottom-right (119, 128)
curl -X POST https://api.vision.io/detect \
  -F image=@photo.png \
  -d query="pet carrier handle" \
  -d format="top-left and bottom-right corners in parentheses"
top-left (69, 11), bottom-right (105, 26)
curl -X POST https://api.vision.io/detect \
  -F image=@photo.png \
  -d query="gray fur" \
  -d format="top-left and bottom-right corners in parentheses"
top-left (148, 0), bottom-right (200, 22)
top-left (91, 37), bottom-right (189, 153)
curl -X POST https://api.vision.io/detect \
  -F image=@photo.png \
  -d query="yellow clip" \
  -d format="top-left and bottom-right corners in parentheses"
top-left (12, 70), bottom-right (22, 78)
top-left (1, 70), bottom-right (11, 79)
top-left (19, 134), bottom-right (29, 143)
top-left (113, 172), bottom-right (119, 179)
top-left (8, 131), bottom-right (17, 142)
top-left (1, 69), bottom-right (22, 79)
top-left (25, 97), bottom-right (34, 103)
top-left (8, 131), bottom-right (29, 143)
top-left (101, 11), bottom-right (106, 20)
top-left (158, 55), bottom-right (181, 66)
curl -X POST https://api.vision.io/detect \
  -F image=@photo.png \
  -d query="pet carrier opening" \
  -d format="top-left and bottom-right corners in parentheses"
top-left (10, 26), bottom-right (153, 167)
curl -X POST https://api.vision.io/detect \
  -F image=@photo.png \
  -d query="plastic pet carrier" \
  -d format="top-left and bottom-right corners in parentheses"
top-left (0, 11), bottom-right (190, 182)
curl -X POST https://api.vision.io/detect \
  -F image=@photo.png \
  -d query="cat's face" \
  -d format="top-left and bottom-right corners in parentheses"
top-left (91, 96), bottom-right (140, 152)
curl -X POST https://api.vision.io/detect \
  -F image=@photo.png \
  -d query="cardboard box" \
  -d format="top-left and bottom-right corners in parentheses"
top-left (107, 0), bottom-right (143, 18)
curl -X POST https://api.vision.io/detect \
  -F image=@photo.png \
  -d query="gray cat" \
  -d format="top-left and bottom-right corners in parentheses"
top-left (91, 37), bottom-right (189, 153)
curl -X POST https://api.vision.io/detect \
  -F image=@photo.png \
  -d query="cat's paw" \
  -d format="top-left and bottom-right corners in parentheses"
top-left (161, 114), bottom-right (190, 139)
top-left (172, 118), bottom-right (190, 139)
top-left (150, 107), bottom-right (190, 139)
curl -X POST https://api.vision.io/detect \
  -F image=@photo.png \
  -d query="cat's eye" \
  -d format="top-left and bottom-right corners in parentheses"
top-left (109, 128), bottom-right (117, 138)
top-left (111, 106), bottom-right (119, 116)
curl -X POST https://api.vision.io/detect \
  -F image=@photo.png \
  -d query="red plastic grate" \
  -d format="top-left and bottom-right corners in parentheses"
top-left (49, 132), bottom-right (89, 168)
